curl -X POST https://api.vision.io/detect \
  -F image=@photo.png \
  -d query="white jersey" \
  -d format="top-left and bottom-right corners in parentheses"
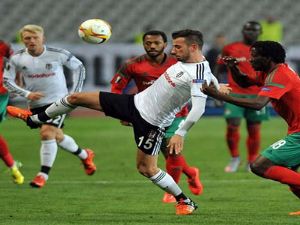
top-left (134, 60), bottom-right (215, 128)
top-left (4, 46), bottom-right (85, 108)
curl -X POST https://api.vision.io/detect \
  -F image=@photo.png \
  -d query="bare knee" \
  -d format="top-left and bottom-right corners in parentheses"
top-left (250, 156), bottom-right (274, 177)
top-left (137, 163), bottom-right (158, 178)
top-left (67, 93), bottom-right (82, 105)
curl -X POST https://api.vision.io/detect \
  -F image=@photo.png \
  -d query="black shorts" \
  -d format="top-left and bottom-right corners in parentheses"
top-left (31, 104), bottom-right (66, 128)
top-left (100, 91), bottom-right (165, 155)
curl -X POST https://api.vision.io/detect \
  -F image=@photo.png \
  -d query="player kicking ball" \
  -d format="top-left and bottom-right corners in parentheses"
top-left (7, 29), bottom-right (231, 215)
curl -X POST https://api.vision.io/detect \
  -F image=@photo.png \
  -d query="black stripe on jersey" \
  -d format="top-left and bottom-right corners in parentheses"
top-left (14, 48), bottom-right (26, 56)
top-left (73, 64), bottom-right (85, 92)
top-left (46, 46), bottom-right (72, 60)
top-left (196, 63), bottom-right (204, 80)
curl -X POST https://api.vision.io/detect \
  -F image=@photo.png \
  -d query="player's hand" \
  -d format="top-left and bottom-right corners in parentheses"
top-left (120, 120), bottom-right (132, 126)
top-left (219, 83), bottom-right (232, 95)
top-left (28, 92), bottom-right (44, 101)
top-left (201, 80), bottom-right (215, 95)
top-left (167, 134), bottom-right (184, 155)
top-left (223, 56), bottom-right (238, 67)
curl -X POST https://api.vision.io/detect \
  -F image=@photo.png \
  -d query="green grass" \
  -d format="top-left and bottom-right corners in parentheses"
top-left (0, 116), bottom-right (299, 225)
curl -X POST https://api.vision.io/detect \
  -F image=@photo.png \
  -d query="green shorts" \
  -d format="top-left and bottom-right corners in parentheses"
top-left (165, 117), bottom-right (186, 139)
top-left (224, 93), bottom-right (269, 121)
top-left (261, 132), bottom-right (300, 168)
top-left (0, 93), bottom-right (9, 123)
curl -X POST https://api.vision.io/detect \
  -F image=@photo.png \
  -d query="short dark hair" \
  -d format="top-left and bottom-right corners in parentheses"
top-left (143, 30), bottom-right (167, 43)
top-left (172, 29), bottom-right (203, 48)
top-left (252, 41), bottom-right (286, 63)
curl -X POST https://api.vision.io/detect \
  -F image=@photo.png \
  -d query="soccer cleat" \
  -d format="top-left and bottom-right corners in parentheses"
top-left (30, 175), bottom-right (46, 188)
top-left (187, 167), bottom-right (203, 195)
top-left (162, 193), bottom-right (176, 203)
top-left (11, 166), bottom-right (24, 185)
top-left (6, 106), bottom-right (32, 121)
top-left (289, 211), bottom-right (300, 216)
top-left (82, 149), bottom-right (96, 175)
top-left (224, 157), bottom-right (241, 173)
top-left (175, 198), bottom-right (198, 215)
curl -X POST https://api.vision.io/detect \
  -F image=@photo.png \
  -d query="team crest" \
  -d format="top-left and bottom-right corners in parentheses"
top-left (176, 71), bottom-right (184, 78)
top-left (46, 63), bottom-right (52, 70)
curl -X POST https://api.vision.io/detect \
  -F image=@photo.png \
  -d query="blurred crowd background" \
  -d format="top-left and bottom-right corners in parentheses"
top-left (1, 0), bottom-right (300, 103)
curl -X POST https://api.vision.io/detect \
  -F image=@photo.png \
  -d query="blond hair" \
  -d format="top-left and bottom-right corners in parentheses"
top-left (19, 24), bottom-right (44, 37)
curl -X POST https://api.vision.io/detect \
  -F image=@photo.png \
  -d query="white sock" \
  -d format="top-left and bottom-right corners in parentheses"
top-left (40, 139), bottom-right (57, 168)
top-left (150, 169), bottom-right (182, 196)
top-left (45, 96), bottom-right (77, 118)
top-left (58, 134), bottom-right (87, 159)
top-left (37, 172), bottom-right (49, 180)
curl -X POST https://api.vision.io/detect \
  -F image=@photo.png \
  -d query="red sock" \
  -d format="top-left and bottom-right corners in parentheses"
top-left (226, 124), bottom-right (240, 157)
top-left (166, 155), bottom-right (183, 183)
top-left (247, 124), bottom-right (261, 163)
top-left (264, 165), bottom-right (300, 187)
top-left (0, 135), bottom-right (14, 167)
top-left (178, 154), bottom-right (196, 178)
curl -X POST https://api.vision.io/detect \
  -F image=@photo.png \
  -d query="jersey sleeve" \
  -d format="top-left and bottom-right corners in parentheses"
top-left (61, 50), bottom-right (86, 93)
top-left (258, 69), bottom-right (290, 99)
top-left (3, 58), bottom-right (30, 97)
top-left (110, 61), bottom-right (133, 94)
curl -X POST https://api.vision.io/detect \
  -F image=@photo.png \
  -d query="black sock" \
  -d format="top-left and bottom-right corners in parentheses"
top-left (41, 166), bottom-right (51, 175)
top-left (72, 148), bottom-right (82, 155)
top-left (175, 193), bottom-right (188, 202)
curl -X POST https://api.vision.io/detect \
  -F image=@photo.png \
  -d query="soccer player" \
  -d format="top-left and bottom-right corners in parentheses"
top-left (215, 21), bottom-right (269, 172)
top-left (10, 29), bottom-right (231, 215)
top-left (111, 30), bottom-right (203, 203)
top-left (4, 24), bottom-right (96, 188)
top-left (202, 40), bottom-right (300, 215)
top-left (0, 40), bottom-right (24, 184)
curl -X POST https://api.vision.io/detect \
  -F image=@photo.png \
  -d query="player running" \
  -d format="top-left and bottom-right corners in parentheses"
top-left (4, 24), bottom-right (96, 188)
top-left (111, 30), bottom-right (203, 203)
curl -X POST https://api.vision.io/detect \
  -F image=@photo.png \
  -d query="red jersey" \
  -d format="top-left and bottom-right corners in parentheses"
top-left (0, 41), bottom-right (13, 94)
top-left (220, 41), bottom-right (261, 95)
top-left (256, 64), bottom-right (300, 134)
top-left (111, 54), bottom-right (188, 117)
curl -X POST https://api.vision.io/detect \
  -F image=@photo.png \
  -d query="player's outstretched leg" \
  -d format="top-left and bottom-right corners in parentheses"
top-left (6, 106), bottom-right (32, 121)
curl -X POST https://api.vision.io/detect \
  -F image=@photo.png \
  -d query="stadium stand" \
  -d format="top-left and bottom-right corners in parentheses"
top-left (0, 0), bottom-right (299, 45)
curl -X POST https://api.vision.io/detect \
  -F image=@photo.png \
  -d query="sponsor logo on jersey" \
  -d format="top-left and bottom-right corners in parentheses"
top-left (261, 87), bottom-right (271, 91)
top-left (142, 80), bottom-right (155, 86)
top-left (192, 79), bottom-right (204, 83)
top-left (164, 72), bottom-right (176, 87)
top-left (235, 57), bottom-right (247, 62)
top-left (28, 73), bottom-right (55, 78)
top-left (176, 71), bottom-right (184, 78)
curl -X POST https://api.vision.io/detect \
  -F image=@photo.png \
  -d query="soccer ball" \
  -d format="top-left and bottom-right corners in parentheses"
top-left (78, 19), bottom-right (112, 44)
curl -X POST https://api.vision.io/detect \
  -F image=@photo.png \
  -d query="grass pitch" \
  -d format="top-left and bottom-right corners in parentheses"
top-left (0, 116), bottom-right (299, 225)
